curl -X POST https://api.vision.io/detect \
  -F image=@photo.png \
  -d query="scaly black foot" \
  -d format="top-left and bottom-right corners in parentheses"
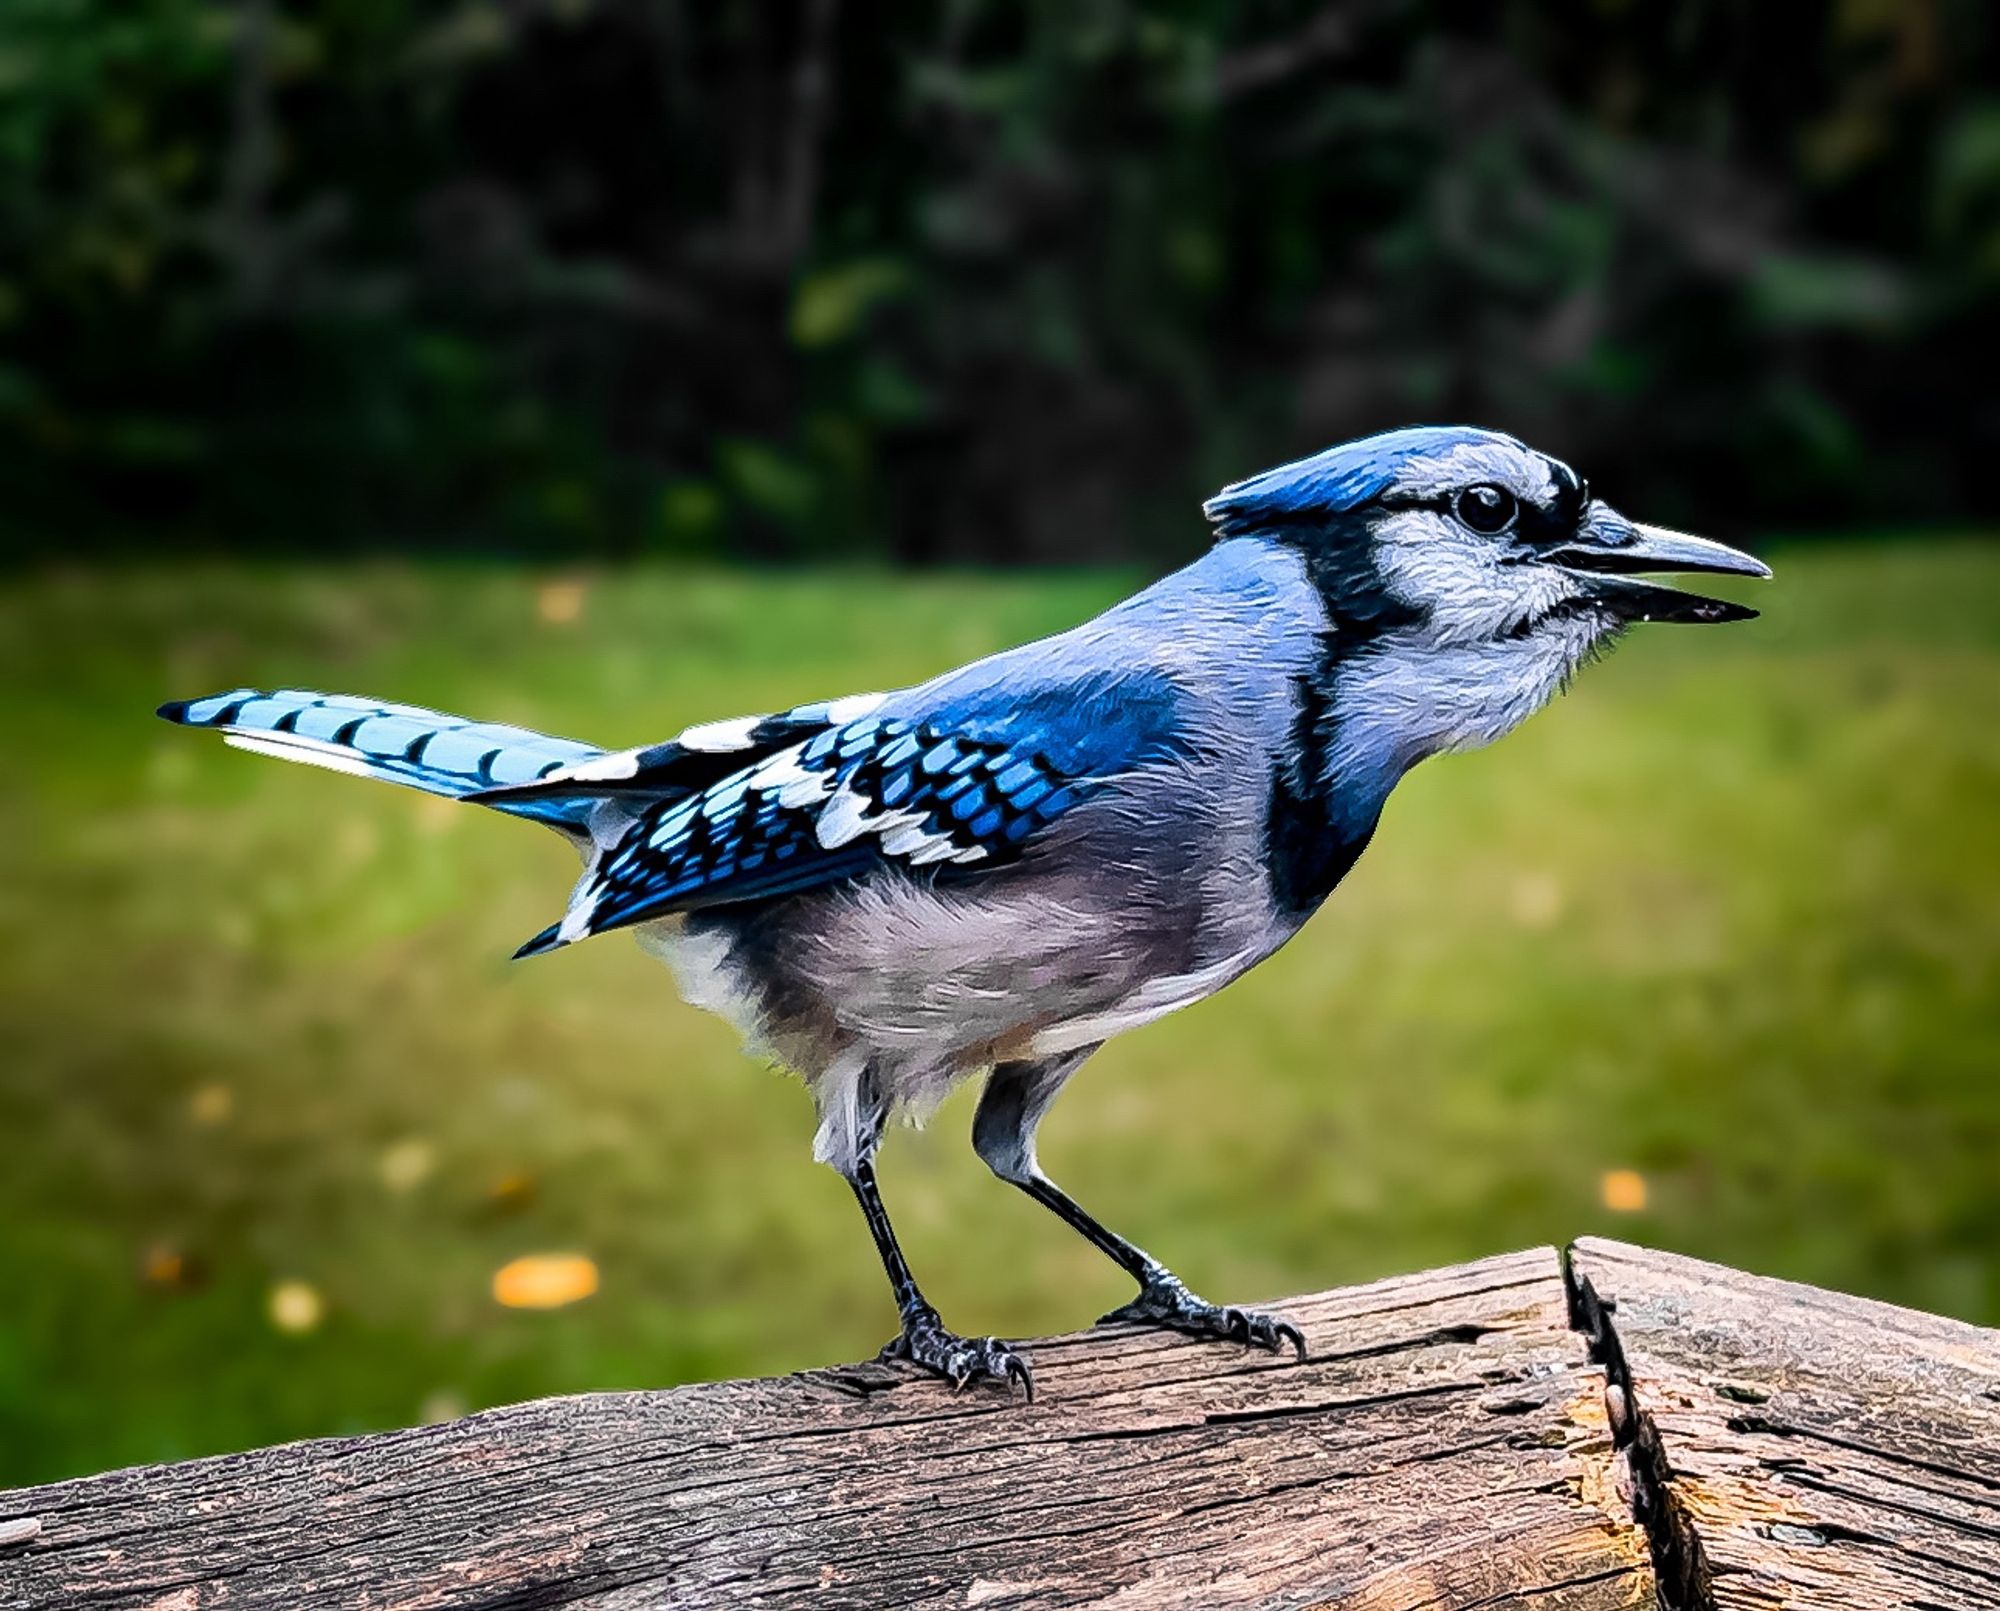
top-left (880, 1307), bottom-right (1034, 1400)
top-left (1100, 1274), bottom-right (1307, 1360)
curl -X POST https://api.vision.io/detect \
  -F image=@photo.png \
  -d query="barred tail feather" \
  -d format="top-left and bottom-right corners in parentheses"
top-left (511, 921), bottom-right (566, 961)
top-left (157, 688), bottom-right (605, 826)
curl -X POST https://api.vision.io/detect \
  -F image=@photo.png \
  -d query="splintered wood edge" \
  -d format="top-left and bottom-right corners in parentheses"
top-left (0, 1245), bottom-right (1660, 1610)
top-left (1567, 1237), bottom-right (2000, 1611)
top-left (14, 1240), bottom-right (1991, 1609)
top-left (32, 1240), bottom-right (1993, 1609)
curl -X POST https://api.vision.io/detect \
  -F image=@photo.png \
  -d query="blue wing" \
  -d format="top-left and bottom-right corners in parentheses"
top-left (465, 691), bottom-right (891, 812)
top-left (525, 670), bottom-right (1185, 954)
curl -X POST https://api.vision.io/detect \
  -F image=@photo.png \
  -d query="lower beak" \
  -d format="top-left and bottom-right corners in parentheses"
top-left (1546, 510), bottom-right (1772, 625)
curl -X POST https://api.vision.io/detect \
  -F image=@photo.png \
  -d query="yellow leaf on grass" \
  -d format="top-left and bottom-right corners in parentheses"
top-left (1509, 871), bottom-right (1565, 929)
top-left (493, 1254), bottom-right (599, 1310)
top-left (1600, 1169), bottom-right (1648, 1214)
top-left (268, 1279), bottom-right (326, 1334)
top-left (141, 1242), bottom-right (188, 1289)
top-left (378, 1138), bottom-right (437, 1194)
top-left (536, 580), bottom-right (587, 625)
top-left (488, 1170), bottom-right (538, 1212)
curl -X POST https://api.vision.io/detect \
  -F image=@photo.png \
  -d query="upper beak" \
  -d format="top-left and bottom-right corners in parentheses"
top-left (1545, 506), bottom-right (1772, 624)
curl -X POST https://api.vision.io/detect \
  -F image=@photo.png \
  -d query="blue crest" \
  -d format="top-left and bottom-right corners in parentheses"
top-left (1203, 425), bottom-right (1526, 536)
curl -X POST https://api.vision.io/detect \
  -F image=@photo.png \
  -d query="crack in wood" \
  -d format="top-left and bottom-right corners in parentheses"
top-left (1561, 1242), bottom-right (1719, 1611)
top-left (4, 1249), bottom-right (1652, 1610)
top-left (1725, 1415), bottom-right (2000, 1495)
top-left (1450, 1564), bottom-right (1646, 1610)
top-left (10, 1243), bottom-right (1991, 1608)
top-left (1565, 1237), bottom-right (2000, 1611)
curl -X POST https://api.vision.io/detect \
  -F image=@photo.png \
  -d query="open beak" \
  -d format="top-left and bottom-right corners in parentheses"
top-left (1546, 506), bottom-right (1772, 624)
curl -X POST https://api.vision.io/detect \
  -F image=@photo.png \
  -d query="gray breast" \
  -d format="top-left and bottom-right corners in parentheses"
top-left (638, 540), bottom-right (1332, 1168)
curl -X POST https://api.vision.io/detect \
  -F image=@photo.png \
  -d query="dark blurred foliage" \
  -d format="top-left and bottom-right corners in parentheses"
top-left (2, 0), bottom-right (1996, 562)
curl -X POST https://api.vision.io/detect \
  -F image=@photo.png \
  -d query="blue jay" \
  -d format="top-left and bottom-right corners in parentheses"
top-left (160, 425), bottom-right (1768, 1397)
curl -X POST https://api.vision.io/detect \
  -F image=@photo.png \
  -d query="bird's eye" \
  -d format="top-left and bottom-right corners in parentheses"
top-left (1453, 484), bottom-right (1519, 535)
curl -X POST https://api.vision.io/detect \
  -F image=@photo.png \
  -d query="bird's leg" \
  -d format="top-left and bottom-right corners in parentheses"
top-left (826, 1062), bottom-right (1033, 1405)
top-left (974, 1055), bottom-right (1306, 1360)
top-left (1013, 1170), bottom-right (1306, 1358)
top-left (845, 1160), bottom-right (1032, 1397)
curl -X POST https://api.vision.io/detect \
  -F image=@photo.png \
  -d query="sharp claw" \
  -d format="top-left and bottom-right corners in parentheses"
top-left (884, 1322), bottom-right (1033, 1400)
top-left (1096, 1278), bottom-right (1308, 1363)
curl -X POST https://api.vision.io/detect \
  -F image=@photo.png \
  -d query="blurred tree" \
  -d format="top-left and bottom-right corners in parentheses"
top-left (0, 0), bottom-right (1993, 560)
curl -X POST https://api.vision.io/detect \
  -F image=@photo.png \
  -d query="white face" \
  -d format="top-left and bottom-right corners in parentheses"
top-left (1326, 437), bottom-right (1627, 783)
top-left (1365, 437), bottom-right (1605, 651)
top-left (1221, 424), bottom-right (1768, 799)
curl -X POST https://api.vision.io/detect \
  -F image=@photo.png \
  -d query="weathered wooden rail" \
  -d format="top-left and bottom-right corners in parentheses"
top-left (3, 1239), bottom-right (1996, 1609)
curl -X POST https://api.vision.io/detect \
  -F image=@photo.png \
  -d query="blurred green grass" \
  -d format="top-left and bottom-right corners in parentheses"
top-left (2, 542), bottom-right (1997, 1486)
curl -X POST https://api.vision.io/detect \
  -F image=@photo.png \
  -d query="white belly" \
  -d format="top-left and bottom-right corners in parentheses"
top-left (1025, 948), bottom-right (1260, 1055)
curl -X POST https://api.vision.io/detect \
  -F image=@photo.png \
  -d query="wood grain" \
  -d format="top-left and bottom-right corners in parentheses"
top-left (17, 1241), bottom-right (1993, 1610)
top-left (0, 1248), bottom-right (1650, 1610)
top-left (1568, 1237), bottom-right (2000, 1610)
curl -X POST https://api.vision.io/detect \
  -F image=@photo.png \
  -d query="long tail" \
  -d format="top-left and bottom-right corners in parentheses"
top-left (157, 688), bottom-right (605, 829)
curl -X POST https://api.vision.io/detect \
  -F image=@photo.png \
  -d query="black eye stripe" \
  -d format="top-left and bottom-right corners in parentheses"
top-left (1378, 487), bottom-right (1580, 544)
top-left (1548, 462), bottom-right (1590, 526)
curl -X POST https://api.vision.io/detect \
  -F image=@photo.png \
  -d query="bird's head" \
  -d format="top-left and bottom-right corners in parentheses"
top-left (1206, 425), bottom-right (1770, 653)
top-left (1205, 425), bottom-right (1772, 792)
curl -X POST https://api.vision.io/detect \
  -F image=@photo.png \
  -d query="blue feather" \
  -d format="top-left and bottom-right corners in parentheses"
top-left (157, 688), bottom-right (603, 827)
top-left (559, 672), bottom-right (1189, 943)
top-left (1202, 424), bottom-right (1527, 535)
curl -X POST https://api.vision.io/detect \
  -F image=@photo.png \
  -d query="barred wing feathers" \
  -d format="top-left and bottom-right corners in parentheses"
top-left (525, 673), bottom-right (1183, 956)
